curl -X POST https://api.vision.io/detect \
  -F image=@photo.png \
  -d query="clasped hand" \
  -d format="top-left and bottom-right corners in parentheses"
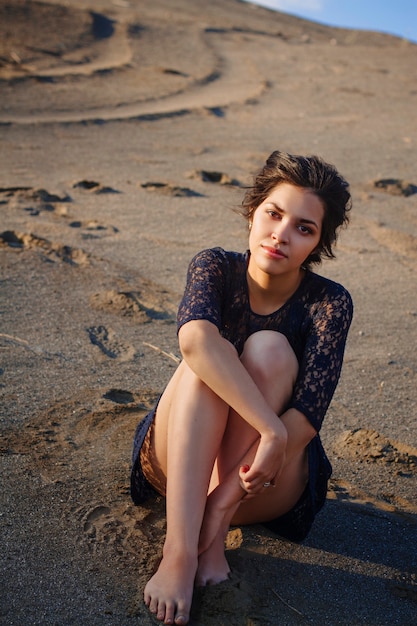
top-left (238, 426), bottom-right (288, 497)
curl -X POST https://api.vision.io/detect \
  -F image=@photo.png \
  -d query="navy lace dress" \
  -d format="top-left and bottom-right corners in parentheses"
top-left (131, 248), bottom-right (353, 541)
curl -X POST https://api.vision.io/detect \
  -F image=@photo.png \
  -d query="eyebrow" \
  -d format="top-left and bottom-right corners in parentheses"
top-left (299, 217), bottom-right (320, 229)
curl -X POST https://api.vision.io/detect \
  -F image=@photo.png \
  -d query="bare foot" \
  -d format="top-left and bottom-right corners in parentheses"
top-left (195, 532), bottom-right (230, 586)
top-left (144, 551), bottom-right (198, 625)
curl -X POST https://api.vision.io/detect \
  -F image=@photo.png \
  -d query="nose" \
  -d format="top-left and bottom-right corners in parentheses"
top-left (272, 220), bottom-right (289, 244)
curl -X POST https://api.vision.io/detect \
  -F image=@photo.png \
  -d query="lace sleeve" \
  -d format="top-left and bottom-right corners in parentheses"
top-left (289, 287), bottom-right (353, 431)
top-left (177, 248), bottom-right (228, 333)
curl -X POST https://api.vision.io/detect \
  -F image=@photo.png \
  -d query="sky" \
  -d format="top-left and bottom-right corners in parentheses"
top-left (245, 0), bottom-right (417, 43)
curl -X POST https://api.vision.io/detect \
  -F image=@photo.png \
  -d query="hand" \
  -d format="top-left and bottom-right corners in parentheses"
top-left (238, 426), bottom-right (287, 496)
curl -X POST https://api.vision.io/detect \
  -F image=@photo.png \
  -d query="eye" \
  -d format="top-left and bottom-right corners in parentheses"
top-left (266, 208), bottom-right (281, 219)
top-left (298, 224), bottom-right (314, 235)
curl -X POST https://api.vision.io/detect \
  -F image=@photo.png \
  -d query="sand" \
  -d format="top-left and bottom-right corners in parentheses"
top-left (0, 0), bottom-right (416, 624)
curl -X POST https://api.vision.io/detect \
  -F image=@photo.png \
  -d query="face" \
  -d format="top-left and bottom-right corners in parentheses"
top-left (248, 183), bottom-right (324, 281)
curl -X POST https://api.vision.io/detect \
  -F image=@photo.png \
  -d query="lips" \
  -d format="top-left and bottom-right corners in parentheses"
top-left (262, 245), bottom-right (287, 259)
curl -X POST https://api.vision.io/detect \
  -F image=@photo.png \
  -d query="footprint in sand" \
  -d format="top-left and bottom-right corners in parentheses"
top-left (187, 169), bottom-right (241, 186)
top-left (139, 181), bottom-right (203, 197)
top-left (78, 501), bottom-right (165, 558)
top-left (1, 185), bottom-right (119, 236)
top-left (0, 187), bottom-right (71, 203)
top-left (0, 230), bottom-right (90, 265)
top-left (139, 171), bottom-right (241, 197)
top-left (372, 178), bottom-right (417, 197)
top-left (83, 505), bottom-right (112, 535)
top-left (103, 389), bottom-right (135, 404)
top-left (2, 388), bottom-right (167, 573)
top-left (5, 387), bottom-right (159, 459)
top-left (86, 325), bottom-right (136, 361)
top-left (90, 289), bottom-right (176, 323)
top-left (1, 186), bottom-right (71, 217)
top-left (72, 180), bottom-right (120, 194)
top-left (2, 387), bottom-right (161, 487)
top-left (69, 219), bottom-right (119, 239)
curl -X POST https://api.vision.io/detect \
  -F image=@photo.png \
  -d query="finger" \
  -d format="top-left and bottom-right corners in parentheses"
top-left (242, 479), bottom-right (269, 495)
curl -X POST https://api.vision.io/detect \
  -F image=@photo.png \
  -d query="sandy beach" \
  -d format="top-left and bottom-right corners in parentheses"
top-left (1, 1), bottom-right (416, 624)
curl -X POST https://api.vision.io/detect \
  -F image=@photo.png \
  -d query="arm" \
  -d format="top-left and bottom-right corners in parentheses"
top-left (290, 284), bottom-right (354, 431)
top-left (275, 287), bottom-right (353, 467)
top-left (179, 319), bottom-right (288, 488)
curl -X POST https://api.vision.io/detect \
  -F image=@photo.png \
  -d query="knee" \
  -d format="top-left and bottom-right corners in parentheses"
top-left (241, 331), bottom-right (298, 387)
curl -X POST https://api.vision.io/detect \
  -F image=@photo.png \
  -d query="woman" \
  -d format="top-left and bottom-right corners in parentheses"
top-left (131, 150), bottom-right (353, 625)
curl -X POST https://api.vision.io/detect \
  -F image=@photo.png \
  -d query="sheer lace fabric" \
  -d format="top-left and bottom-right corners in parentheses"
top-left (177, 247), bottom-right (353, 432)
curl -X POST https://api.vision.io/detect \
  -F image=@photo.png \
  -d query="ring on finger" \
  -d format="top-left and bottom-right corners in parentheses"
top-left (263, 482), bottom-right (271, 488)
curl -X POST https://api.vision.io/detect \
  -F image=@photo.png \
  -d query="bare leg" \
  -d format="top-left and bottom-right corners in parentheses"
top-left (143, 331), bottom-right (312, 623)
top-left (196, 331), bottom-right (308, 583)
top-left (144, 361), bottom-right (231, 625)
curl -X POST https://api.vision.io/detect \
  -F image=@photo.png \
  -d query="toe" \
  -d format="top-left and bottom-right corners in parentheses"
top-left (156, 601), bottom-right (167, 622)
top-left (163, 601), bottom-right (176, 625)
top-left (148, 597), bottom-right (159, 616)
top-left (174, 599), bottom-right (189, 625)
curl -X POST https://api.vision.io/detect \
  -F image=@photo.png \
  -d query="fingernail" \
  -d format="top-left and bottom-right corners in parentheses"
top-left (241, 464), bottom-right (250, 473)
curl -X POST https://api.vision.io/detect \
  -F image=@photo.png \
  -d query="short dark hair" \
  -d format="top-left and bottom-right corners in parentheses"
top-left (240, 150), bottom-right (352, 268)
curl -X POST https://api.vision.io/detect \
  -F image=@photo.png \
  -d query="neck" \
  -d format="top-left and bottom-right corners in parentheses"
top-left (246, 266), bottom-right (304, 314)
